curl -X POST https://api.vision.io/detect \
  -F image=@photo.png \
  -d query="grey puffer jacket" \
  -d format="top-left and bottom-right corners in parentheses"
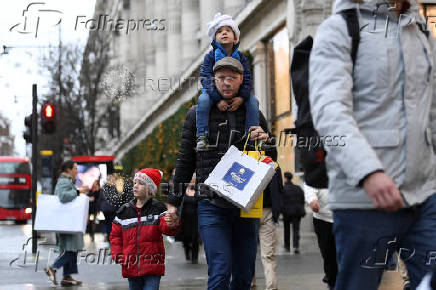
top-left (309, 0), bottom-right (436, 209)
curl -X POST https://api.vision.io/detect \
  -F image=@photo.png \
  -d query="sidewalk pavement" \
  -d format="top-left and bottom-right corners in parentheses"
top-left (0, 212), bottom-right (405, 290)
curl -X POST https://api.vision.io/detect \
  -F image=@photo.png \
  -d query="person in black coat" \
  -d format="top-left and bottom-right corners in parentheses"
top-left (100, 175), bottom-right (134, 241)
top-left (256, 163), bottom-right (283, 290)
top-left (282, 172), bottom-right (305, 254)
top-left (87, 180), bottom-right (100, 242)
top-left (166, 57), bottom-right (273, 289)
top-left (178, 174), bottom-right (200, 264)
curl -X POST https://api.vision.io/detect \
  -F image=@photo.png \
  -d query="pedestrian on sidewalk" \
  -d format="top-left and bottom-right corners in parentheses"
top-left (258, 163), bottom-right (283, 290)
top-left (110, 168), bottom-right (180, 290)
top-left (101, 173), bottom-right (134, 241)
top-left (166, 56), bottom-right (273, 290)
top-left (281, 172), bottom-right (305, 254)
top-left (87, 179), bottom-right (100, 242)
top-left (309, 0), bottom-right (436, 289)
top-left (304, 184), bottom-right (337, 290)
top-left (45, 160), bottom-right (87, 286)
top-left (177, 174), bottom-right (200, 264)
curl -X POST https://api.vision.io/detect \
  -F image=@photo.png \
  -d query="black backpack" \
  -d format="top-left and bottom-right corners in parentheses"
top-left (289, 9), bottom-right (360, 189)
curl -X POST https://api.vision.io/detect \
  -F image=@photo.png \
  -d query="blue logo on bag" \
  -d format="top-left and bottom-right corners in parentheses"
top-left (222, 162), bottom-right (254, 191)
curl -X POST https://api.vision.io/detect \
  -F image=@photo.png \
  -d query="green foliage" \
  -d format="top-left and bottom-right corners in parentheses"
top-left (121, 97), bottom-right (197, 181)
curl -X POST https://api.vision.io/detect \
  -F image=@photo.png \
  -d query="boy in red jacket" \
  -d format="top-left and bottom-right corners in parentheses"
top-left (110, 168), bottom-right (180, 290)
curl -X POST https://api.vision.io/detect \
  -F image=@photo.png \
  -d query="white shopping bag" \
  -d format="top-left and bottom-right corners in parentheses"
top-left (204, 145), bottom-right (276, 212)
top-left (34, 194), bottom-right (89, 234)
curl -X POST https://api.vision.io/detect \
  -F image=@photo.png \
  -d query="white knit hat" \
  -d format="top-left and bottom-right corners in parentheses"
top-left (207, 13), bottom-right (240, 41)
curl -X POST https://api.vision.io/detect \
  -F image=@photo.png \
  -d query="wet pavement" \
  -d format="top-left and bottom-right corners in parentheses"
top-left (0, 214), bottom-right (405, 290)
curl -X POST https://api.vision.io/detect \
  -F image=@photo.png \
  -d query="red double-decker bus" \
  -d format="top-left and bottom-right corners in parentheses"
top-left (0, 157), bottom-right (32, 223)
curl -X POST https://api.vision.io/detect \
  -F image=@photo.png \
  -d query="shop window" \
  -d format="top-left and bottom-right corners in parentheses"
top-left (266, 27), bottom-right (296, 175)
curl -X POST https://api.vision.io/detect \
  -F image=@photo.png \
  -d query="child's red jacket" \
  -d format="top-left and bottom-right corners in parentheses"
top-left (110, 198), bottom-right (180, 278)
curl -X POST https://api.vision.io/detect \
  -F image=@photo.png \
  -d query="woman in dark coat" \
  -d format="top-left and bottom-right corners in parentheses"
top-left (87, 180), bottom-right (100, 242)
top-left (100, 174), bottom-right (134, 240)
top-left (178, 174), bottom-right (200, 264)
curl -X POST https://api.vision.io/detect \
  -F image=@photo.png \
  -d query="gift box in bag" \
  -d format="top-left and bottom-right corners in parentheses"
top-left (34, 194), bottom-right (89, 234)
top-left (204, 145), bottom-right (276, 212)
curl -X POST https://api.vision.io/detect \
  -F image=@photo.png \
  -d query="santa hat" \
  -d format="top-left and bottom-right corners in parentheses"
top-left (207, 13), bottom-right (240, 41)
top-left (134, 168), bottom-right (163, 195)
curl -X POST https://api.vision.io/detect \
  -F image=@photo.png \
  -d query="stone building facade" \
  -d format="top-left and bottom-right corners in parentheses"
top-left (93, 0), bottom-right (436, 177)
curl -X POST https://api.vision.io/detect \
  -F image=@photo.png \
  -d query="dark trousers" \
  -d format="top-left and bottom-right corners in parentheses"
top-left (313, 217), bottom-right (338, 288)
top-left (283, 216), bottom-right (301, 249)
top-left (198, 200), bottom-right (258, 290)
top-left (128, 275), bottom-right (161, 290)
top-left (333, 193), bottom-right (436, 290)
top-left (183, 240), bottom-right (199, 262)
top-left (52, 251), bottom-right (78, 278)
top-left (104, 212), bottom-right (116, 239)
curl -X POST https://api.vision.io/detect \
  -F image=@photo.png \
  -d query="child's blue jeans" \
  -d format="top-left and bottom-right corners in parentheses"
top-left (196, 90), bottom-right (259, 138)
top-left (128, 275), bottom-right (161, 290)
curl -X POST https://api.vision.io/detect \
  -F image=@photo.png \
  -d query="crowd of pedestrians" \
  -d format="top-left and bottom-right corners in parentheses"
top-left (42, 1), bottom-right (436, 289)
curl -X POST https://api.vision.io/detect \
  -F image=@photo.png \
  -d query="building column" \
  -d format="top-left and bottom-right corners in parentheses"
top-left (199, 0), bottom-right (223, 49)
top-left (145, 0), bottom-right (157, 102)
top-left (250, 41), bottom-right (268, 119)
top-left (133, 0), bottom-right (147, 113)
top-left (223, 0), bottom-right (245, 17)
top-left (167, 0), bottom-right (182, 78)
top-left (154, 0), bottom-right (168, 83)
top-left (301, 0), bottom-right (326, 37)
top-left (181, 0), bottom-right (200, 69)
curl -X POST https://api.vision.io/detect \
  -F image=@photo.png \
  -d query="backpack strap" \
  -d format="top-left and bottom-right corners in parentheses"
top-left (340, 9), bottom-right (360, 66)
top-left (417, 21), bottom-right (430, 39)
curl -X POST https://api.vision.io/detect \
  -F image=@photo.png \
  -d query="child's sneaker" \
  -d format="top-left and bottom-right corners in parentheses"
top-left (196, 136), bottom-right (209, 151)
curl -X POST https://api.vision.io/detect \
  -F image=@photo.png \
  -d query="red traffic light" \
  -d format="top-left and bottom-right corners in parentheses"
top-left (41, 103), bottom-right (56, 134)
top-left (42, 104), bottom-right (54, 119)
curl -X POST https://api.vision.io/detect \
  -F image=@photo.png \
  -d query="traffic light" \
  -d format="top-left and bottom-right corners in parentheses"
top-left (41, 103), bottom-right (56, 134)
top-left (23, 114), bottom-right (32, 143)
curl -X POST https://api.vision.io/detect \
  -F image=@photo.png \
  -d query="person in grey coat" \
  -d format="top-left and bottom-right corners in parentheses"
top-left (45, 160), bottom-right (87, 286)
top-left (309, 0), bottom-right (436, 289)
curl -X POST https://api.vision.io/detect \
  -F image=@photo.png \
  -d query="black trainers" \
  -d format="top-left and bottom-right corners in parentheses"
top-left (294, 248), bottom-right (300, 254)
top-left (196, 136), bottom-right (209, 151)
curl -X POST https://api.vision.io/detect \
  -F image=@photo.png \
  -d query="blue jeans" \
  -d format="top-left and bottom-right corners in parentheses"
top-left (198, 200), bottom-right (258, 290)
top-left (196, 90), bottom-right (260, 137)
top-left (128, 275), bottom-right (161, 290)
top-left (52, 251), bottom-right (78, 278)
top-left (333, 193), bottom-right (436, 290)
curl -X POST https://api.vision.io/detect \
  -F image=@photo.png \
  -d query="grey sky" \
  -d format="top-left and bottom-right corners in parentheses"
top-left (0, 0), bottom-right (96, 156)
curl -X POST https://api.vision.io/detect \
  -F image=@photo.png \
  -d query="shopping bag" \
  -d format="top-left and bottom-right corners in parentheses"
top-left (241, 192), bottom-right (263, 218)
top-left (240, 150), bottom-right (265, 218)
top-left (34, 194), bottom-right (89, 234)
top-left (204, 141), bottom-right (276, 212)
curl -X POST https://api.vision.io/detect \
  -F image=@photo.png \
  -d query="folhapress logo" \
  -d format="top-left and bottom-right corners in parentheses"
top-left (75, 15), bottom-right (166, 35)
top-left (9, 2), bottom-right (63, 38)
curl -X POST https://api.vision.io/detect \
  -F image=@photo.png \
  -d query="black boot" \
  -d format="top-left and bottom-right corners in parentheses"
top-left (184, 246), bottom-right (191, 261)
top-left (191, 243), bottom-right (199, 264)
